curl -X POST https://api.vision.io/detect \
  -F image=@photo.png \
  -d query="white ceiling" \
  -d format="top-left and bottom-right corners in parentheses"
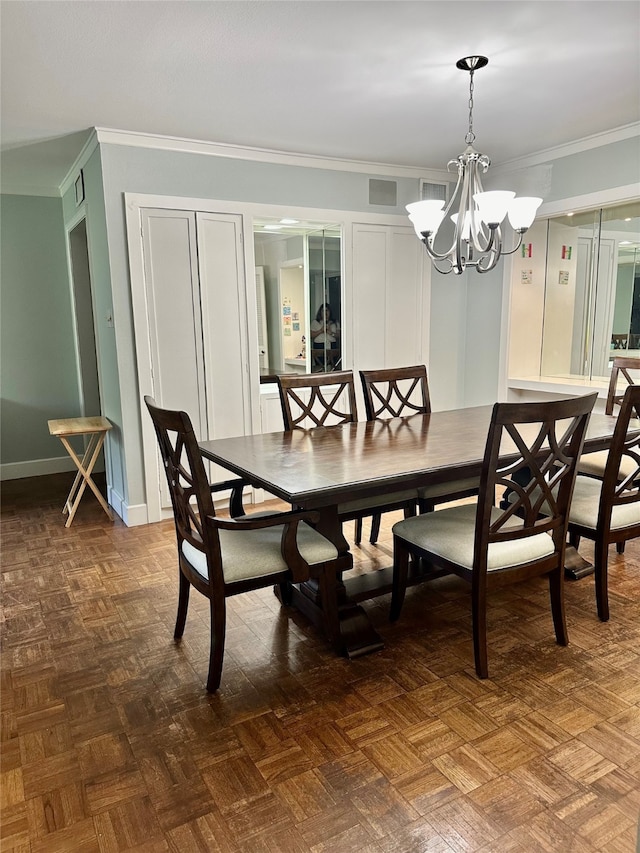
top-left (1, 0), bottom-right (639, 194)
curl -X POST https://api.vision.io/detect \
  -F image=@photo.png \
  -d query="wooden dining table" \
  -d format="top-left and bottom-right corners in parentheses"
top-left (200, 404), bottom-right (625, 658)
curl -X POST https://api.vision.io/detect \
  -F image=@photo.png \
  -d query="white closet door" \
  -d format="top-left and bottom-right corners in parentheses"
top-left (141, 209), bottom-right (208, 514)
top-left (141, 208), bottom-right (206, 430)
top-left (352, 223), bottom-right (428, 371)
top-left (196, 212), bottom-right (251, 482)
top-left (138, 208), bottom-right (250, 518)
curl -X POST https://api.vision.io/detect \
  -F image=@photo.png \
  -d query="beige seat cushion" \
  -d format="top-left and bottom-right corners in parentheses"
top-left (418, 476), bottom-right (479, 501)
top-left (392, 503), bottom-right (554, 571)
top-left (182, 520), bottom-right (338, 584)
top-left (577, 449), bottom-right (637, 481)
top-left (569, 475), bottom-right (640, 531)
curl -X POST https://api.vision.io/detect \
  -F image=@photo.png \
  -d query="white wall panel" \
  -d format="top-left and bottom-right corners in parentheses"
top-left (386, 228), bottom-right (425, 367)
top-left (352, 223), bottom-right (428, 376)
top-left (352, 224), bottom-right (388, 370)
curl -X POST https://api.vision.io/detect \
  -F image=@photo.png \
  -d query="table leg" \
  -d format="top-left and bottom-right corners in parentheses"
top-left (59, 432), bottom-right (113, 526)
top-left (278, 505), bottom-right (385, 658)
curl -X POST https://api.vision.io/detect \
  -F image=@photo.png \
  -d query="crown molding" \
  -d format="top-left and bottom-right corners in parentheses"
top-left (58, 130), bottom-right (99, 196)
top-left (93, 127), bottom-right (451, 182)
top-left (491, 122), bottom-right (640, 175)
top-left (537, 183), bottom-right (640, 218)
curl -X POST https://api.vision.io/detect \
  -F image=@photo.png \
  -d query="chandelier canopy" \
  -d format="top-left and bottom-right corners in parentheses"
top-left (407, 56), bottom-right (542, 275)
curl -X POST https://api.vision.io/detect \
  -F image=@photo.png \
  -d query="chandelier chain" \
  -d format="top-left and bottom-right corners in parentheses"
top-left (465, 69), bottom-right (475, 145)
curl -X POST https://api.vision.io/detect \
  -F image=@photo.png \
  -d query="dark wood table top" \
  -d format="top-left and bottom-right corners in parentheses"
top-left (199, 405), bottom-right (624, 510)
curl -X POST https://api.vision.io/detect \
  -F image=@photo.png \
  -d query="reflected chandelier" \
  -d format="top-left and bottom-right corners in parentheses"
top-left (407, 56), bottom-right (542, 275)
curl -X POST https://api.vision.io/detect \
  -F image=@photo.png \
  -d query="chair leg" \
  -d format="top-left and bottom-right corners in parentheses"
top-left (390, 537), bottom-right (409, 622)
top-left (616, 541), bottom-right (625, 554)
top-left (548, 567), bottom-right (568, 646)
top-left (355, 518), bottom-right (362, 545)
top-left (471, 583), bottom-right (488, 679)
top-left (206, 595), bottom-right (227, 692)
top-left (594, 539), bottom-right (610, 622)
top-left (174, 569), bottom-right (190, 639)
top-left (369, 513), bottom-right (381, 544)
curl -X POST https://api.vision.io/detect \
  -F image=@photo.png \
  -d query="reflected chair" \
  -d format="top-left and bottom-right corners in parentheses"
top-left (359, 365), bottom-right (479, 543)
top-left (567, 385), bottom-right (640, 621)
top-left (144, 396), bottom-right (349, 691)
top-left (577, 356), bottom-right (640, 555)
top-left (276, 371), bottom-right (417, 544)
top-left (390, 393), bottom-right (596, 678)
top-left (605, 356), bottom-right (640, 414)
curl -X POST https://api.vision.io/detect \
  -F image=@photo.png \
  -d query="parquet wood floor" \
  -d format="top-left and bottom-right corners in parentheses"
top-left (2, 474), bottom-right (640, 852)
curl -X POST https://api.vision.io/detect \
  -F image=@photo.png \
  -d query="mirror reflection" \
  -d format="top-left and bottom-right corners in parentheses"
top-left (253, 218), bottom-right (342, 376)
top-left (540, 201), bottom-right (640, 380)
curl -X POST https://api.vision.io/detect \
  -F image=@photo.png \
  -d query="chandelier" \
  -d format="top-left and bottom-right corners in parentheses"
top-left (407, 56), bottom-right (542, 275)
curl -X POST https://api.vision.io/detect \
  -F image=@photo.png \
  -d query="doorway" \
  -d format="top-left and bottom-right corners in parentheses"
top-left (69, 218), bottom-right (101, 417)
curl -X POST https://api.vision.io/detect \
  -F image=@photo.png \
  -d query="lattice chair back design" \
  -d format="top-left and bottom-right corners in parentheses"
top-left (360, 364), bottom-right (432, 420)
top-left (359, 365), bottom-right (479, 544)
top-left (277, 371), bottom-right (357, 430)
top-left (390, 393), bottom-right (597, 678)
top-left (568, 384), bottom-right (640, 621)
top-left (606, 356), bottom-right (640, 415)
top-left (578, 356), bottom-right (640, 518)
top-left (144, 396), bottom-right (348, 691)
top-left (276, 371), bottom-right (418, 545)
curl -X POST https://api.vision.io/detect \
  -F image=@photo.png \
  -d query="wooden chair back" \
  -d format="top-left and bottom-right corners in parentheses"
top-left (606, 356), bottom-right (640, 414)
top-left (599, 385), bottom-right (640, 527)
top-left (359, 365), bottom-right (431, 421)
top-left (477, 394), bottom-right (597, 573)
top-left (277, 371), bottom-right (358, 430)
top-left (144, 396), bottom-right (220, 572)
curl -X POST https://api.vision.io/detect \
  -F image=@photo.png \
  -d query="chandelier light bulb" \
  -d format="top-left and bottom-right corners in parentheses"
top-left (406, 200), bottom-right (446, 235)
top-left (507, 197), bottom-right (544, 231)
top-left (473, 191), bottom-right (515, 226)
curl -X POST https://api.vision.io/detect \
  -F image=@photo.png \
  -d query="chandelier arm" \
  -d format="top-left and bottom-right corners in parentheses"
top-left (453, 155), bottom-right (476, 274)
top-left (475, 229), bottom-right (503, 273)
top-left (468, 158), bottom-right (494, 255)
top-left (500, 232), bottom-right (526, 257)
top-left (419, 162), bottom-right (466, 263)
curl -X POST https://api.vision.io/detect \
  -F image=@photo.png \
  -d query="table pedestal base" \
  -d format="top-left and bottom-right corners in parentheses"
top-left (564, 546), bottom-right (595, 580)
top-left (275, 579), bottom-right (384, 658)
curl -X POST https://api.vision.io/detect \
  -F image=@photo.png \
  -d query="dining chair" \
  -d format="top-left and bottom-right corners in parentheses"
top-left (389, 393), bottom-right (597, 679)
top-left (577, 356), bottom-right (640, 555)
top-left (359, 365), bottom-right (479, 543)
top-left (276, 371), bottom-right (418, 544)
top-left (144, 395), bottom-right (349, 691)
top-left (567, 384), bottom-right (640, 621)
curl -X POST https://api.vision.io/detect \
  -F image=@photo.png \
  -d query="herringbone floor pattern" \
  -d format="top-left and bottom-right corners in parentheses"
top-left (2, 474), bottom-right (640, 852)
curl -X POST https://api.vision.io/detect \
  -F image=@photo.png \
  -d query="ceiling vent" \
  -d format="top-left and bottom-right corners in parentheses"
top-left (420, 180), bottom-right (449, 204)
top-left (369, 179), bottom-right (398, 207)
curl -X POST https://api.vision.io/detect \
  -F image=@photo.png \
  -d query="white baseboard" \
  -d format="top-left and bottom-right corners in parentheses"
top-left (1, 456), bottom-right (76, 480)
top-left (107, 485), bottom-right (148, 527)
top-left (1, 455), bottom-right (107, 481)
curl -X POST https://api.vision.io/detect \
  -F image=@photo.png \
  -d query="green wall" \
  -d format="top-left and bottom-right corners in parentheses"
top-left (0, 194), bottom-right (80, 466)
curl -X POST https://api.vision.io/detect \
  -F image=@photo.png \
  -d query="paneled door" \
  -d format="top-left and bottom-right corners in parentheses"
top-left (352, 223), bottom-right (429, 371)
top-left (137, 208), bottom-right (250, 520)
